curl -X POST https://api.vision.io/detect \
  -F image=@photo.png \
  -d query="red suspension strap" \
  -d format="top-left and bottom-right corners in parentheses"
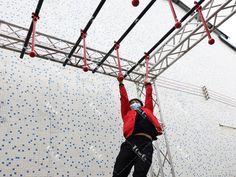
top-left (115, 42), bottom-right (124, 82)
top-left (81, 30), bottom-right (89, 72)
top-left (29, 13), bottom-right (39, 58)
top-left (144, 52), bottom-right (149, 80)
top-left (194, 1), bottom-right (215, 45)
top-left (168, 0), bottom-right (181, 29)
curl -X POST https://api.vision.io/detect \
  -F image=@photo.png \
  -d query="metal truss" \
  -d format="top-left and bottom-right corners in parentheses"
top-left (1, 1), bottom-right (236, 83)
top-left (1, 0), bottom-right (235, 84)
top-left (136, 81), bottom-right (176, 177)
top-left (132, 0), bottom-right (236, 83)
top-left (0, 20), bottom-right (157, 83)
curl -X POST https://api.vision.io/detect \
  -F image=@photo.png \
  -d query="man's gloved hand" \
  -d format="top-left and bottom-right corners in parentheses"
top-left (118, 77), bottom-right (124, 86)
top-left (117, 77), bottom-right (122, 83)
top-left (117, 73), bottom-right (124, 83)
top-left (144, 78), bottom-right (151, 86)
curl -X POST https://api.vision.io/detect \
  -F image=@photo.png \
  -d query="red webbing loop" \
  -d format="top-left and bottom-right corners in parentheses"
top-left (168, 0), bottom-right (181, 29)
top-left (81, 30), bottom-right (89, 72)
top-left (144, 52), bottom-right (149, 80)
top-left (115, 42), bottom-right (124, 82)
top-left (29, 13), bottom-right (39, 58)
top-left (194, 1), bottom-right (215, 45)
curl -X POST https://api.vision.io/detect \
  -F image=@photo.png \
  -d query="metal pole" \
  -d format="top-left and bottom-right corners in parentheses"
top-left (153, 80), bottom-right (176, 177)
top-left (152, 140), bottom-right (165, 177)
top-left (135, 82), bottom-right (164, 177)
top-left (219, 124), bottom-right (236, 130)
top-left (135, 82), bottom-right (142, 100)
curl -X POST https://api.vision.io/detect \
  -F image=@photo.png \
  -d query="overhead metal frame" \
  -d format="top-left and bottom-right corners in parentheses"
top-left (124, 0), bottom-right (206, 79)
top-left (0, 0), bottom-right (235, 83)
top-left (0, 19), bottom-right (157, 83)
top-left (133, 0), bottom-right (236, 83)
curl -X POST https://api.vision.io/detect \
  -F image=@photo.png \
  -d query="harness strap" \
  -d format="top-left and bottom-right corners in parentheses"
top-left (29, 13), bottom-right (40, 58)
top-left (115, 42), bottom-right (124, 82)
top-left (194, 1), bottom-right (215, 45)
top-left (144, 52), bottom-right (149, 80)
top-left (168, 0), bottom-right (181, 28)
top-left (81, 30), bottom-right (89, 72)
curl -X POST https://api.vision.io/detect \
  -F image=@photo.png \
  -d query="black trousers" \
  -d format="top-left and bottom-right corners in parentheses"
top-left (112, 135), bottom-right (153, 177)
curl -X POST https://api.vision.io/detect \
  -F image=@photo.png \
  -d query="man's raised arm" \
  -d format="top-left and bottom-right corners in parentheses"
top-left (144, 79), bottom-right (154, 113)
top-left (119, 81), bottom-right (130, 120)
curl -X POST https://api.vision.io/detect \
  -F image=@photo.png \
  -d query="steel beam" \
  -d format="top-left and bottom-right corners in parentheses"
top-left (0, 20), bottom-right (157, 83)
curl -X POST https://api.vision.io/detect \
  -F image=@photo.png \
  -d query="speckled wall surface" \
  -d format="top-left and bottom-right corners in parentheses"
top-left (1, 0), bottom-right (236, 177)
top-left (0, 49), bottom-right (132, 176)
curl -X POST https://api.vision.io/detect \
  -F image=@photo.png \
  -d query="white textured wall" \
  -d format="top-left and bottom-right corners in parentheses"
top-left (1, 0), bottom-right (236, 176)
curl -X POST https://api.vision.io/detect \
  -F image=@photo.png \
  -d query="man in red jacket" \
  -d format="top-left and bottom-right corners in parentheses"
top-left (112, 79), bottom-right (163, 177)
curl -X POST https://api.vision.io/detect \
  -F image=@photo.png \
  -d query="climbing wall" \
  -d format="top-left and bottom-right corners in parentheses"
top-left (0, 49), bottom-right (139, 176)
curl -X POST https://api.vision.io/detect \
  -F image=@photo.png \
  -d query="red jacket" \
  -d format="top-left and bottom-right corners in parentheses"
top-left (119, 83), bottom-right (163, 139)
